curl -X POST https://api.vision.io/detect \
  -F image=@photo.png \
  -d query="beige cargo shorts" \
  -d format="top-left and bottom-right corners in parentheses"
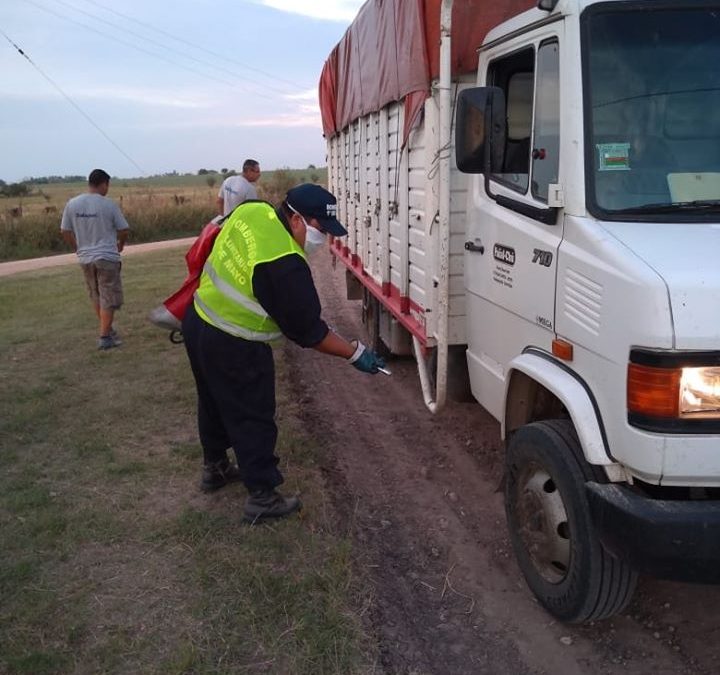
top-left (81, 260), bottom-right (123, 310)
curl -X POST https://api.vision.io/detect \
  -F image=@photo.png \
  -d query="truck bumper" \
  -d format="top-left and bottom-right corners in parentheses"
top-left (586, 482), bottom-right (720, 583)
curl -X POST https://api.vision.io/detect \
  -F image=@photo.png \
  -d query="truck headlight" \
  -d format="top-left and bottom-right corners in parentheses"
top-left (680, 367), bottom-right (720, 417)
top-left (627, 350), bottom-right (720, 426)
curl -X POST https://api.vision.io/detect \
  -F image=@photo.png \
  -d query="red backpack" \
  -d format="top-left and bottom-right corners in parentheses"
top-left (148, 218), bottom-right (222, 336)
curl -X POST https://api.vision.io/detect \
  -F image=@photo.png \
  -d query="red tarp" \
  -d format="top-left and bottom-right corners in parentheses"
top-left (319, 0), bottom-right (536, 143)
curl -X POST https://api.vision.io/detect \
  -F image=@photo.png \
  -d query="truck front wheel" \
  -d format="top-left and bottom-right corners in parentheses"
top-left (505, 420), bottom-right (637, 623)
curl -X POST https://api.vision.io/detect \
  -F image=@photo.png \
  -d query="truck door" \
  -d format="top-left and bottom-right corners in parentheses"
top-left (465, 37), bottom-right (562, 418)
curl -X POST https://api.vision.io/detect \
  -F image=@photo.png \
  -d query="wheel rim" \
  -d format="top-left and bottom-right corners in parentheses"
top-left (513, 461), bottom-right (571, 584)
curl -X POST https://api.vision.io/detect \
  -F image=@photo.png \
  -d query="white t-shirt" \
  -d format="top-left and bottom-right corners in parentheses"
top-left (218, 175), bottom-right (258, 215)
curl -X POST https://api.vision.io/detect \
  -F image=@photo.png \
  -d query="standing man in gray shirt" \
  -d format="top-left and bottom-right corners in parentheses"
top-left (216, 159), bottom-right (261, 216)
top-left (61, 169), bottom-right (130, 350)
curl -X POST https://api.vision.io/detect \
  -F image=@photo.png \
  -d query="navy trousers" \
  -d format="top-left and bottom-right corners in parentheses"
top-left (182, 303), bottom-right (283, 491)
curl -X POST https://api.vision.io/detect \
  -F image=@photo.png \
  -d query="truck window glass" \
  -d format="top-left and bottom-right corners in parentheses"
top-left (489, 48), bottom-right (535, 193)
top-left (584, 6), bottom-right (720, 217)
top-left (531, 40), bottom-right (560, 203)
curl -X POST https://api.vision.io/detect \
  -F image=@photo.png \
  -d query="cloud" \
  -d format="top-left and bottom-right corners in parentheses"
top-left (240, 112), bottom-right (321, 128)
top-left (283, 88), bottom-right (319, 102)
top-left (78, 87), bottom-right (213, 109)
top-left (257, 0), bottom-right (364, 22)
top-left (0, 85), bottom-right (213, 109)
top-left (201, 108), bottom-right (322, 129)
top-left (134, 108), bottom-right (321, 131)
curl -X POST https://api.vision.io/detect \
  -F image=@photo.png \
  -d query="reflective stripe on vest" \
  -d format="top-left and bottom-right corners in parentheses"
top-left (201, 261), bottom-right (268, 318)
top-left (194, 293), bottom-right (282, 341)
top-left (194, 201), bottom-right (306, 341)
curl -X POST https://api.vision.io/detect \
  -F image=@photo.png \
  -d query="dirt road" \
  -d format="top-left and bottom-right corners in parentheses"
top-left (284, 251), bottom-right (720, 675)
top-left (0, 237), bottom-right (195, 277)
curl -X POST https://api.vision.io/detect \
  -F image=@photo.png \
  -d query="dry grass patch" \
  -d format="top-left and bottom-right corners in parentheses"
top-left (0, 168), bottom-right (328, 262)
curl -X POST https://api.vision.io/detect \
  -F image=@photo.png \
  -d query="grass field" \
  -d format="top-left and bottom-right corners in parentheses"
top-left (0, 249), bottom-right (371, 674)
top-left (0, 168), bottom-right (328, 262)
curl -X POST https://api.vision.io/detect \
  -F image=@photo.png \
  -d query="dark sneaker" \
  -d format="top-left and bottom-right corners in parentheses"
top-left (200, 459), bottom-right (243, 492)
top-left (243, 489), bottom-right (302, 524)
top-left (98, 334), bottom-right (122, 350)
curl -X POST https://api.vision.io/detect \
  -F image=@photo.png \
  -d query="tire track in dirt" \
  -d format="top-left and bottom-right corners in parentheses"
top-left (284, 253), bottom-right (720, 675)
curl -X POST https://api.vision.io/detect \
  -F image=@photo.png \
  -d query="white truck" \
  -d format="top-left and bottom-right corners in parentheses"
top-left (319, 0), bottom-right (720, 623)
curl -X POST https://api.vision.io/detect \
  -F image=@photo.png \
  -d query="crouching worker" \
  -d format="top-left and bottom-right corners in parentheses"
top-left (182, 184), bottom-right (385, 523)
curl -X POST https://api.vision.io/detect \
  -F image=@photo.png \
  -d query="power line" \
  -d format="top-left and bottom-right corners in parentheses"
top-left (72, 0), bottom-right (307, 91)
top-left (0, 27), bottom-right (147, 176)
top-left (23, 0), bottom-right (257, 93)
top-left (45, 0), bottom-right (297, 96)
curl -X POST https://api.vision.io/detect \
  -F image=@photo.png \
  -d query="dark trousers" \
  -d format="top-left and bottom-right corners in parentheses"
top-left (182, 303), bottom-right (282, 492)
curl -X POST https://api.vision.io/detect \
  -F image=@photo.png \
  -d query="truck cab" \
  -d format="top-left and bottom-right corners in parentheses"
top-left (456, 0), bottom-right (720, 622)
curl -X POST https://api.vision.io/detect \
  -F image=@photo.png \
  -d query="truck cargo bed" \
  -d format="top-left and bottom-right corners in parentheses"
top-left (327, 79), bottom-right (473, 348)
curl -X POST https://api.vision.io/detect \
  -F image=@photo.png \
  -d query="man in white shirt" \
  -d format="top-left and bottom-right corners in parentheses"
top-left (216, 159), bottom-right (261, 216)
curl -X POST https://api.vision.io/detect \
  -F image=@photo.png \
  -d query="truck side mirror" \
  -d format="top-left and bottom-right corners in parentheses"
top-left (455, 87), bottom-right (507, 174)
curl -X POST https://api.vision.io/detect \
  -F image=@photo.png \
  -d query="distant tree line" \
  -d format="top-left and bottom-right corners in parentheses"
top-left (24, 175), bottom-right (86, 185)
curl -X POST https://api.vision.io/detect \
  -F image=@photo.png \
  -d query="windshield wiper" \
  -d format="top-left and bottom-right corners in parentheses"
top-left (614, 200), bottom-right (720, 215)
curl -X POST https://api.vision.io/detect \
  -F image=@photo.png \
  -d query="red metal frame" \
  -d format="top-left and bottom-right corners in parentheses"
top-left (330, 238), bottom-right (428, 346)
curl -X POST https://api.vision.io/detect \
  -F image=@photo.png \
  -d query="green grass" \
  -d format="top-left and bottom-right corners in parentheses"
top-left (0, 249), bottom-right (371, 674)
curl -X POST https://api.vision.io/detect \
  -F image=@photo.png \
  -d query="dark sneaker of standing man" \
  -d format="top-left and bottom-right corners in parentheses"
top-left (60, 169), bottom-right (130, 349)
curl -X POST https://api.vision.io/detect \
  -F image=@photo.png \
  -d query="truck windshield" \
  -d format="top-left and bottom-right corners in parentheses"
top-left (583, 4), bottom-right (720, 219)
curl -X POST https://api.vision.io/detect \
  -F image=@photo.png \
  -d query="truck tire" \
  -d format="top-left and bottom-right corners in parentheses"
top-left (504, 419), bottom-right (638, 623)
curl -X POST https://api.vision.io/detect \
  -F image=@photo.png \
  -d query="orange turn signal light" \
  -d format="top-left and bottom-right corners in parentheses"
top-left (552, 339), bottom-right (573, 361)
top-left (627, 363), bottom-right (681, 418)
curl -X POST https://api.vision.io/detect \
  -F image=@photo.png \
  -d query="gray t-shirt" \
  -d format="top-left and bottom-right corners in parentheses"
top-left (60, 193), bottom-right (130, 264)
top-left (218, 175), bottom-right (258, 215)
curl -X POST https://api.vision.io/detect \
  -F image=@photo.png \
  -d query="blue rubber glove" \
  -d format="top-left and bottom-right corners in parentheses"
top-left (348, 340), bottom-right (386, 374)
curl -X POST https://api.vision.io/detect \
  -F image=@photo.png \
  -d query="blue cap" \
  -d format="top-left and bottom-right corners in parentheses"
top-left (286, 183), bottom-right (347, 237)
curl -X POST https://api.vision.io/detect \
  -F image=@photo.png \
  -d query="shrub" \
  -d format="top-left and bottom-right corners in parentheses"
top-left (1, 183), bottom-right (29, 198)
top-left (259, 167), bottom-right (301, 205)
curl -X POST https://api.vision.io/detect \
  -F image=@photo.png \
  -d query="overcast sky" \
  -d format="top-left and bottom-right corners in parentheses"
top-left (0, 0), bottom-right (365, 182)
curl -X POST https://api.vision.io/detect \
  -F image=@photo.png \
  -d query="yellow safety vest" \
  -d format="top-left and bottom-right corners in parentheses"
top-left (194, 201), bottom-right (306, 341)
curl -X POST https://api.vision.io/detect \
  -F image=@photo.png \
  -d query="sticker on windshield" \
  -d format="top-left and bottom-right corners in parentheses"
top-left (597, 143), bottom-right (631, 171)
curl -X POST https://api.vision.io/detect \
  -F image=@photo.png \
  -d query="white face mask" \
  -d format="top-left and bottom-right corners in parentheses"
top-left (302, 219), bottom-right (327, 256)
